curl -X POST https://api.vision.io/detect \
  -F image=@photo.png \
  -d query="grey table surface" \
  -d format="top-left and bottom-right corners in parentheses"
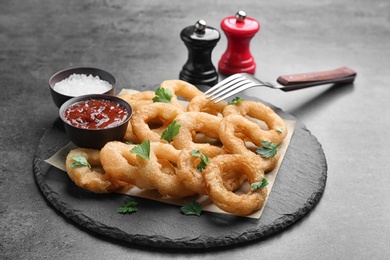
top-left (1, 0), bottom-right (389, 259)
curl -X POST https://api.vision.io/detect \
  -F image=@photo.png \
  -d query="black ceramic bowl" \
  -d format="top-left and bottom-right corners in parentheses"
top-left (59, 94), bottom-right (132, 149)
top-left (49, 67), bottom-right (116, 108)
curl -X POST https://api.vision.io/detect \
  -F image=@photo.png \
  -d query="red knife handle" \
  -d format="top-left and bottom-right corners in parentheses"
top-left (276, 67), bottom-right (357, 91)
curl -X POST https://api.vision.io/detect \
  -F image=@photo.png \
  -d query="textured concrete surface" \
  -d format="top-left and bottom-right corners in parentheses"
top-left (1, 0), bottom-right (390, 259)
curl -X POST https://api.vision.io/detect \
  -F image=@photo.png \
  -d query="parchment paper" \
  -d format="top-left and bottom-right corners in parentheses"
top-left (45, 121), bottom-right (295, 219)
top-left (46, 89), bottom-right (295, 218)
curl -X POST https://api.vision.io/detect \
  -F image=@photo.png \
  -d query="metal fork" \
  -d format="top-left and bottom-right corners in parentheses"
top-left (205, 67), bottom-right (356, 103)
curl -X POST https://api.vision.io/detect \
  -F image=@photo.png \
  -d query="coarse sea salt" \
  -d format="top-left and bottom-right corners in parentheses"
top-left (53, 73), bottom-right (112, 96)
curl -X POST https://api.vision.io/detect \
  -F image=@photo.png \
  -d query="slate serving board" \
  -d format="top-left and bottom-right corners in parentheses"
top-left (33, 100), bottom-right (327, 249)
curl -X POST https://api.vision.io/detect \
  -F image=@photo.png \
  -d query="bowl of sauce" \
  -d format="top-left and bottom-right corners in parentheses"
top-left (49, 67), bottom-right (116, 108)
top-left (59, 94), bottom-right (132, 149)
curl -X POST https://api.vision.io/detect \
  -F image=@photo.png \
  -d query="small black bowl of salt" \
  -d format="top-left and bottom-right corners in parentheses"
top-left (49, 67), bottom-right (116, 108)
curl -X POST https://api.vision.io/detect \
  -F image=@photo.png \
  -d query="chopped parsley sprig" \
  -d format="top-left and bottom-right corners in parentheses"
top-left (180, 200), bottom-right (203, 216)
top-left (191, 150), bottom-right (210, 172)
top-left (130, 140), bottom-right (150, 160)
top-left (256, 141), bottom-right (280, 158)
top-left (152, 87), bottom-right (173, 103)
top-left (228, 97), bottom-right (244, 105)
top-left (251, 178), bottom-right (269, 191)
top-left (275, 126), bottom-right (283, 134)
top-left (117, 201), bottom-right (138, 214)
top-left (161, 120), bottom-right (181, 143)
top-left (70, 155), bottom-right (91, 168)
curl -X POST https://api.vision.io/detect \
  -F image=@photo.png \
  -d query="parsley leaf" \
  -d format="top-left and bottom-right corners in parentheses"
top-left (130, 140), bottom-right (150, 160)
top-left (191, 150), bottom-right (210, 172)
top-left (275, 126), bottom-right (283, 134)
top-left (70, 155), bottom-right (91, 168)
top-left (251, 178), bottom-right (269, 191)
top-left (152, 87), bottom-right (173, 103)
top-left (180, 200), bottom-right (202, 216)
top-left (228, 97), bottom-right (244, 105)
top-left (116, 201), bottom-right (138, 214)
top-left (256, 141), bottom-right (280, 158)
top-left (161, 120), bottom-right (181, 143)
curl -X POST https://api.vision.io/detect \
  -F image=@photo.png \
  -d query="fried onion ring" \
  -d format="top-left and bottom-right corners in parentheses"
top-left (177, 148), bottom-right (223, 195)
top-left (117, 91), bottom-right (156, 143)
top-left (117, 91), bottom-right (155, 110)
top-left (136, 143), bottom-right (197, 198)
top-left (122, 122), bottom-right (141, 144)
top-left (65, 148), bottom-right (127, 193)
top-left (177, 148), bottom-right (245, 195)
top-left (131, 103), bottom-right (182, 142)
top-left (100, 141), bottom-right (139, 185)
top-left (219, 114), bottom-right (282, 152)
top-left (172, 112), bottom-right (225, 154)
top-left (187, 94), bottom-right (227, 116)
top-left (219, 114), bottom-right (280, 172)
top-left (203, 154), bottom-right (268, 216)
top-left (223, 100), bottom-right (287, 144)
top-left (160, 80), bottom-right (203, 110)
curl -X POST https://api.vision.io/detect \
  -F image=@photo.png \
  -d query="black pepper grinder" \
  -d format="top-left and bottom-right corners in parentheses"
top-left (179, 20), bottom-right (221, 88)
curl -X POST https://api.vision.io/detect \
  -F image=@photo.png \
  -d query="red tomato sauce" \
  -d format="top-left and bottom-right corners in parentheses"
top-left (64, 99), bottom-right (129, 129)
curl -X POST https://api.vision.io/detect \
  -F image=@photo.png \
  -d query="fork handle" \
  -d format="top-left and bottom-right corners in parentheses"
top-left (276, 67), bottom-right (357, 91)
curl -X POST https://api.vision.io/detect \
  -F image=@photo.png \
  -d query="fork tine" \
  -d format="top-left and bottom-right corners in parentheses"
top-left (205, 73), bottom-right (274, 103)
top-left (208, 79), bottom-right (251, 101)
top-left (204, 74), bottom-right (244, 96)
top-left (212, 82), bottom-right (257, 103)
top-left (206, 77), bottom-right (248, 98)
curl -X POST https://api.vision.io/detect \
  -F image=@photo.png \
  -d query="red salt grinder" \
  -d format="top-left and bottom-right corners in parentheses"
top-left (218, 11), bottom-right (260, 76)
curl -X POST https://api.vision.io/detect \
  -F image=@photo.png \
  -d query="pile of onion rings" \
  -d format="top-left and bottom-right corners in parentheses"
top-left (65, 80), bottom-right (288, 216)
